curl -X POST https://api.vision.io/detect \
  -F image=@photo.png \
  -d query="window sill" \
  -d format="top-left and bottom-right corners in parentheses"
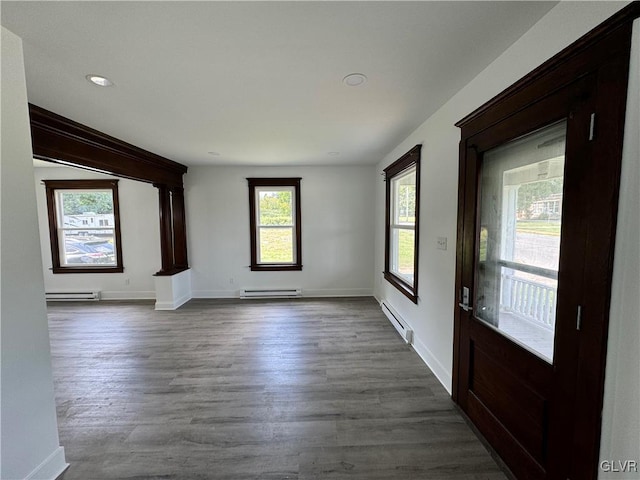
top-left (52, 266), bottom-right (124, 274)
top-left (384, 272), bottom-right (418, 304)
top-left (251, 264), bottom-right (303, 272)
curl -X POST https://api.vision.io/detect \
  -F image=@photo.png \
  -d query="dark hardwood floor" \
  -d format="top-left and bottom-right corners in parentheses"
top-left (49, 297), bottom-right (506, 479)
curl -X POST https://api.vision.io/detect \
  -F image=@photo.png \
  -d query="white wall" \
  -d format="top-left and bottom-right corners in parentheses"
top-left (1, 26), bottom-right (67, 480)
top-left (186, 165), bottom-right (375, 298)
top-left (599, 18), bottom-right (640, 480)
top-left (374, 2), bottom-right (631, 390)
top-left (33, 166), bottom-right (160, 300)
top-left (33, 161), bottom-right (376, 303)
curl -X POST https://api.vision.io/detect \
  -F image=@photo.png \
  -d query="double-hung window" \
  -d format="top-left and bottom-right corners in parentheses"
top-left (384, 145), bottom-right (421, 303)
top-left (248, 178), bottom-right (302, 271)
top-left (43, 179), bottom-right (123, 273)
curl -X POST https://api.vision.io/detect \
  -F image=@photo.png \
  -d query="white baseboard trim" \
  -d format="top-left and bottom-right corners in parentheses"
top-left (155, 292), bottom-right (191, 311)
top-left (192, 289), bottom-right (373, 299)
top-left (411, 334), bottom-right (452, 394)
top-left (100, 291), bottom-right (156, 300)
top-left (25, 446), bottom-right (68, 480)
top-left (192, 290), bottom-right (237, 299)
top-left (302, 288), bottom-right (373, 297)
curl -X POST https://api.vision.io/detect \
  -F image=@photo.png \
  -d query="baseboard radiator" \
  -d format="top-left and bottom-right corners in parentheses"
top-left (45, 291), bottom-right (101, 301)
top-left (240, 288), bottom-right (302, 299)
top-left (381, 300), bottom-right (413, 344)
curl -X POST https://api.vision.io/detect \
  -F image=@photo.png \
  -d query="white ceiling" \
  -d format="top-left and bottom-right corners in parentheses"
top-left (2, 1), bottom-right (557, 167)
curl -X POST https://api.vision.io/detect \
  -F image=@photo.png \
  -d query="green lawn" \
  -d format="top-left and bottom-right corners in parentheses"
top-left (259, 227), bottom-right (414, 271)
top-left (516, 220), bottom-right (561, 236)
top-left (258, 220), bottom-right (557, 269)
top-left (259, 228), bottom-right (293, 263)
top-left (397, 229), bottom-right (415, 273)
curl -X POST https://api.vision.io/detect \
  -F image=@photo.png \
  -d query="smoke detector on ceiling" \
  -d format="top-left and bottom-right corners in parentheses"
top-left (343, 73), bottom-right (367, 87)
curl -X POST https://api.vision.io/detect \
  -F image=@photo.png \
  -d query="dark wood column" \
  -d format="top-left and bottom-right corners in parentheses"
top-left (156, 184), bottom-right (175, 274)
top-left (154, 184), bottom-right (190, 276)
top-left (171, 186), bottom-right (189, 269)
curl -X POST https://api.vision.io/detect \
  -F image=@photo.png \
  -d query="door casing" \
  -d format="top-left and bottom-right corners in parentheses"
top-left (453, 6), bottom-right (638, 479)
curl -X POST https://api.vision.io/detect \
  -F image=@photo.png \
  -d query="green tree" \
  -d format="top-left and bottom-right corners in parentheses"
top-left (517, 178), bottom-right (563, 217)
top-left (259, 191), bottom-right (292, 225)
top-left (62, 192), bottom-right (113, 215)
top-left (397, 185), bottom-right (416, 223)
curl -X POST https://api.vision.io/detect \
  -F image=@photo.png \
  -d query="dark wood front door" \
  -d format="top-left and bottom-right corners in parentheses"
top-left (453, 13), bottom-right (635, 480)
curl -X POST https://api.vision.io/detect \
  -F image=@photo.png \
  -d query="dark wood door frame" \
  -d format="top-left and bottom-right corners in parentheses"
top-left (29, 104), bottom-right (189, 275)
top-left (453, 4), bottom-right (639, 479)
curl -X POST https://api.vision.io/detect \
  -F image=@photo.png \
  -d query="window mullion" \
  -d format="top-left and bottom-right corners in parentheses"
top-left (390, 224), bottom-right (415, 230)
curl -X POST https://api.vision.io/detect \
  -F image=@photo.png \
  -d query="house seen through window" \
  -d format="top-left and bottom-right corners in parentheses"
top-left (475, 120), bottom-right (566, 361)
top-left (44, 179), bottom-right (123, 273)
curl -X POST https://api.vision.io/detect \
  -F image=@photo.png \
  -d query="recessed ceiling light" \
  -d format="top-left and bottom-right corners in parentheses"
top-left (343, 73), bottom-right (367, 87)
top-left (86, 74), bottom-right (114, 87)
top-left (207, 151), bottom-right (220, 156)
top-left (328, 152), bottom-right (340, 156)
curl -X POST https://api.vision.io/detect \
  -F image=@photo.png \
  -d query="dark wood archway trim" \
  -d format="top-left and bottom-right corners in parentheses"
top-left (29, 104), bottom-right (190, 275)
top-left (29, 104), bottom-right (187, 186)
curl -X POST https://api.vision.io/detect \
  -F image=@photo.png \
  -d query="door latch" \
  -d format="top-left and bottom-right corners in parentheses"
top-left (459, 286), bottom-right (473, 312)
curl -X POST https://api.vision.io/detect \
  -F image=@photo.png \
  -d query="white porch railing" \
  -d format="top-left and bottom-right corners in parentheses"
top-left (500, 272), bottom-right (557, 330)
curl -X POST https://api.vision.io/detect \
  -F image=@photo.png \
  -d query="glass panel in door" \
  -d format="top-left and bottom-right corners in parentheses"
top-left (475, 121), bottom-right (566, 362)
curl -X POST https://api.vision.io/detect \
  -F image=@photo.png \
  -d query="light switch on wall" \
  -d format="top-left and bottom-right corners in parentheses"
top-left (437, 236), bottom-right (447, 250)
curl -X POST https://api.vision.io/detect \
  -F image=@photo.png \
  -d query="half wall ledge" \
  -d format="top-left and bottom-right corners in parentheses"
top-left (154, 268), bottom-right (192, 310)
